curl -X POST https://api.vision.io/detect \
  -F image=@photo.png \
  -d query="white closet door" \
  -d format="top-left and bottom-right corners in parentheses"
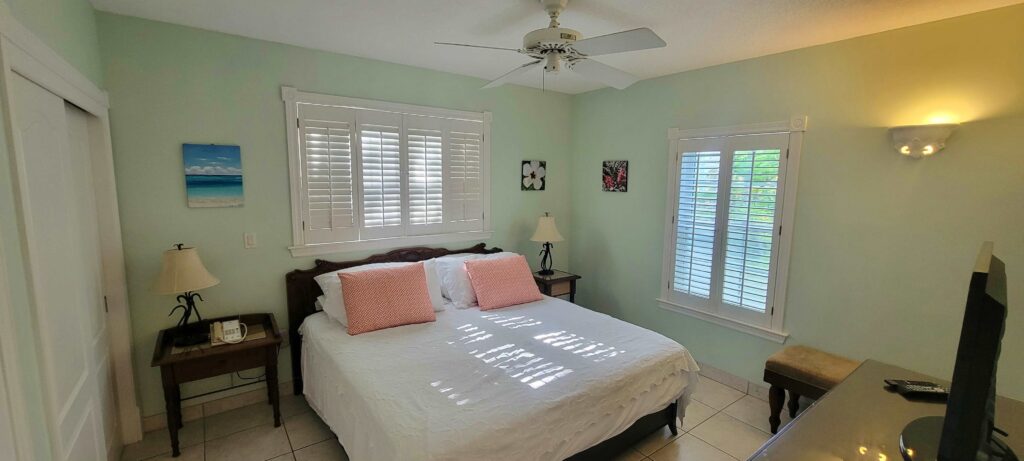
top-left (10, 73), bottom-right (112, 461)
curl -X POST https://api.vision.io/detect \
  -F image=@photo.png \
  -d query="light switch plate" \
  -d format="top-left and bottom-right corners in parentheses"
top-left (243, 232), bottom-right (257, 249)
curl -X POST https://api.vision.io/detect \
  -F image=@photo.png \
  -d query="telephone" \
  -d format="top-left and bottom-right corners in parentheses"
top-left (211, 319), bottom-right (247, 345)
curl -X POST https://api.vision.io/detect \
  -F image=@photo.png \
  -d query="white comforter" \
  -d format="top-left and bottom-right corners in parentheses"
top-left (299, 296), bottom-right (700, 461)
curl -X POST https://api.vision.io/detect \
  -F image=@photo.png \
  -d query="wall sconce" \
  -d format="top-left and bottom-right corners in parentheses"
top-left (889, 124), bottom-right (958, 158)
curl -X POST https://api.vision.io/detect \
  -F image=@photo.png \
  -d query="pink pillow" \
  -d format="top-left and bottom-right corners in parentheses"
top-left (340, 262), bottom-right (436, 335)
top-left (465, 255), bottom-right (543, 310)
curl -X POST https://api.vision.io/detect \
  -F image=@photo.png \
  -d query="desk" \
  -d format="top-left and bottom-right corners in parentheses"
top-left (752, 360), bottom-right (1023, 460)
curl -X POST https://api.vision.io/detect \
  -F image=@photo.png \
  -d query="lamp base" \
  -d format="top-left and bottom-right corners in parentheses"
top-left (539, 242), bottom-right (555, 276)
top-left (172, 322), bottom-right (210, 348)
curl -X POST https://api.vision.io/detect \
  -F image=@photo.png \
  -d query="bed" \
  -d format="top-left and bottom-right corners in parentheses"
top-left (285, 244), bottom-right (700, 460)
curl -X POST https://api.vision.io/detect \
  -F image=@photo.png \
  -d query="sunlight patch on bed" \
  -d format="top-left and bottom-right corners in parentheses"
top-left (432, 322), bottom-right (575, 397)
top-left (479, 313), bottom-right (543, 329)
top-left (532, 331), bottom-right (626, 362)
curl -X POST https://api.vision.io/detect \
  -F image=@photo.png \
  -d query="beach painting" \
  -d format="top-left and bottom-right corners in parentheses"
top-left (183, 144), bottom-right (243, 208)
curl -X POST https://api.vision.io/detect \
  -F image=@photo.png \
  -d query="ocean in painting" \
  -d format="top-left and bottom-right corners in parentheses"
top-left (183, 144), bottom-right (243, 208)
top-left (185, 174), bottom-right (243, 207)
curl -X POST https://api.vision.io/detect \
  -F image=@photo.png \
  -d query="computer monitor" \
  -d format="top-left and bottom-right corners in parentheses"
top-left (900, 242), bottom-right (1016, 461)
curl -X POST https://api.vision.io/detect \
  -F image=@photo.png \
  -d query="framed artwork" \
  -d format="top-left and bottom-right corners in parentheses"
top-left (522, 160), bottom-right (546, 191)
top-left (602, 160), bottom-right (628, 192)
top-left (183, 143), bottom-right (243, 208)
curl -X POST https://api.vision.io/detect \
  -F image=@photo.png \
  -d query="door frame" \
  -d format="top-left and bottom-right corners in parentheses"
top-left (0, 228), bottom-right (24, 459)
top-left (0, 2), bottom-right (144, 452)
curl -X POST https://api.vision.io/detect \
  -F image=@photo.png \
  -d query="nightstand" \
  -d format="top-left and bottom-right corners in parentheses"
top-left (151, 313), bottom-right (282, 457)
top-left (533, 270), bottom-right (581, 302)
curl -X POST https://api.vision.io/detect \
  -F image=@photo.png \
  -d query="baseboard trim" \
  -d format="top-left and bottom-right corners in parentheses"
top-left (142, 380), bottom-right (293, 432)
top-left (697, 361), bottom-right (769, 402)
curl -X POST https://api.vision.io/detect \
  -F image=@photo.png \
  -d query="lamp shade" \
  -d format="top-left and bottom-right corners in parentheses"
top-left (530, 215), bottom-right (564, 243)
top-left (152, 247), bottom-right (220, 295)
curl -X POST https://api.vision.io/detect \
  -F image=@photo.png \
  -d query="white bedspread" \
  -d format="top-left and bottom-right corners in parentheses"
top-left (299, 296), bottom-right (700, 461)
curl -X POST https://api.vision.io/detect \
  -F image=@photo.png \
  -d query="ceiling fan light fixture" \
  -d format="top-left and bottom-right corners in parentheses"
top-left (439, 0), bottom-right (665, 90)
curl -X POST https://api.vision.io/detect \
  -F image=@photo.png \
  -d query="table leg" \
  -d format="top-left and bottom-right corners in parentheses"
top-left (161, 368), bottom-right (181, 457)
top-left (768, 385), bottom-right (785, 434)
top-left (569, 280), bottom-right (576, 303)
top-left (266, 347), bottom-right (281, 427)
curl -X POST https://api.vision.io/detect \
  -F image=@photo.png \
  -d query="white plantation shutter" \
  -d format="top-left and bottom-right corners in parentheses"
top-left (286, 89), bottom-right (491, 253)
top-left (298, 104), bottom-right (359, 244)
top-left (673, 151), bottom-right (721, 300)
top-left (445, 119), bottom-right (485, 232)
top-left (357, 111), bottom-right (404, 239)
top-left (664, 132), bottom-right (790, 328)
top-left (404, 115), bottom-right (445, 235)
top-left (723, 148), bottom-right (783, 312)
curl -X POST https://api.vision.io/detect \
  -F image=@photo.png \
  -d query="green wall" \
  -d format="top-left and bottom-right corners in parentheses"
top-left (4, 0), bottom-right (104, 86)
top-left (0, 0), bottom-right (103, 457)
top-left (569, 5), bottom-right (1024, 400)
top-left (96, 13), bottom-right (574, 417)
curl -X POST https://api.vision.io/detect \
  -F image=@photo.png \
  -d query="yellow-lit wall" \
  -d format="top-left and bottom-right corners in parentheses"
top-left (570, 4), bottom-right (1024, 398)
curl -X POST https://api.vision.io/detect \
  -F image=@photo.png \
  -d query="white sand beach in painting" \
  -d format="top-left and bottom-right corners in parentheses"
top-left (187, 197), bottom-right (243, 208)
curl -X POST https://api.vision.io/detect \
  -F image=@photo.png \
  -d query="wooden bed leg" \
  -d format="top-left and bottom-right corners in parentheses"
top-left (769, 385), bottom-right (785, 434)
top-left (667, 402), bottom-right (679, 436)
top-left (293, 378), bottom-right (303, 396)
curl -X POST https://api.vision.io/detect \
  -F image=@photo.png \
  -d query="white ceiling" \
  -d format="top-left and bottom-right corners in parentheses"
top-left (90, 0), bottom-right (1022, 94)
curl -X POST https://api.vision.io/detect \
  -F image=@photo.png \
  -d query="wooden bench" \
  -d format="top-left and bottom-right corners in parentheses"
top-left (763, 345), bottom-right (860, 434)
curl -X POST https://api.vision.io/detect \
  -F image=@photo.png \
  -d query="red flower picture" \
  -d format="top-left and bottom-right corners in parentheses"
top-left (602, 160), bottom-right (628, 192)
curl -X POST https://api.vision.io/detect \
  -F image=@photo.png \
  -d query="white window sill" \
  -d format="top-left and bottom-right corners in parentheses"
top-left (656, 298), bottom-right (789, 343)
top-left (289, 231), bottom-right (494, 258)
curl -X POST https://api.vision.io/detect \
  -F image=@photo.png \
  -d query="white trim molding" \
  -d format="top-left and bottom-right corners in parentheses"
top-left (668, 115), bottom-right (808, 140)
top-left (0, 225), bottom-right (31, 459)
top-left (0, 4), bottom-right (144, 451)
top-left (657, 298), bottom-right (789, 343)
top-left (659, 117), bottom-right (806, 343)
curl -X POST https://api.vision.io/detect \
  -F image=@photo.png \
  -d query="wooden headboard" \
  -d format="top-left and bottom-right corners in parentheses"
top-left (284, 243), bottom-right (502, 394)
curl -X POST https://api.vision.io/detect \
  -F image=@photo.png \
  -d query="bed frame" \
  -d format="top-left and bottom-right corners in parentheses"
top-left (284, 243), bottom-right (677, 460)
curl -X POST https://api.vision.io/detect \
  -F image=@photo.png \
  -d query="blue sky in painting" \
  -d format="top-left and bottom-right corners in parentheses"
top-left (183, 144), bottom-right (242, 176)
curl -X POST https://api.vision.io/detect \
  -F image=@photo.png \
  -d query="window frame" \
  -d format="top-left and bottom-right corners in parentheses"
top-left (282, 87), bottom-right (492, 257)
top-left (658, 116), bottom-right (807, 343)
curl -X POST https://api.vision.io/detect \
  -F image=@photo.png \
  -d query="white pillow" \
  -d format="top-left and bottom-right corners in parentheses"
top-left (436, 252), bottom-right (520, 308)
top-left (422, 259), bottom-right (445, 310)
top-left (314, 260), bottom-right (445, 326)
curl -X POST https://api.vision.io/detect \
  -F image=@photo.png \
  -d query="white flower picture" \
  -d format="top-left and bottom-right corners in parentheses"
top-left (522, 160), bottom-right (546, 191)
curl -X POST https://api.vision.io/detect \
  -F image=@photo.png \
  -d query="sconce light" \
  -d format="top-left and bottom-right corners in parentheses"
top-left (889, 124), bottom-right (958, 159)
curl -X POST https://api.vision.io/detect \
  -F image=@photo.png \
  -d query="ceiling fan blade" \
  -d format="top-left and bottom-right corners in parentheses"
top-left (435, 42), bottom-right (522, 52)
top-left (483, 60), bottom-right (543, 89)
top-left (570, 59), bottom-right (640, 89)
top-left (572, 28), bottom-right (666, 56)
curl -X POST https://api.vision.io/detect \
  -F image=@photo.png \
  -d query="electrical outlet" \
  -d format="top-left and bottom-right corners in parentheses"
top-left (243, 232), bottom-right (257, 249)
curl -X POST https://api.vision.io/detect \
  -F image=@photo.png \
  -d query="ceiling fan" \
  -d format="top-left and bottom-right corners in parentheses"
top-left (436, 0), bottom-right (666, 90)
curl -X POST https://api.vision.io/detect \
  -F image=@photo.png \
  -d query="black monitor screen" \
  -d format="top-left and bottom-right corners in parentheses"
top-left (938, 242), bottom-right (1008, 460)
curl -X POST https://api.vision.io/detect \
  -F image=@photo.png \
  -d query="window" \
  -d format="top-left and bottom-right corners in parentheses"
top-left (283, 87), bottom-right (491, 256)
top-left (659, 118), bottom-right (805, 342)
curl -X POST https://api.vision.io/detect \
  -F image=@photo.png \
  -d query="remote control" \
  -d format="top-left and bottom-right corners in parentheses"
top-left (884, 379), bottom-right (949, 397)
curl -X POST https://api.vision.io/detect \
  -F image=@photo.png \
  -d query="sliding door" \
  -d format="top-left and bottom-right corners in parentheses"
top-left (10, 73), bottom-right (115, 461)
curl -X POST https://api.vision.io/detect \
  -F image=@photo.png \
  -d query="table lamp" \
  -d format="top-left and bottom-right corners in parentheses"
top-left (152, 244), bottom-right (220, 347)
top-left (530, 212), bottom-right (564, 275)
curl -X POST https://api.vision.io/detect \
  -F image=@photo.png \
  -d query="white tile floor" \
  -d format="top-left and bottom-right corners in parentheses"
top-left (122, 376), bottom-right (800, 461)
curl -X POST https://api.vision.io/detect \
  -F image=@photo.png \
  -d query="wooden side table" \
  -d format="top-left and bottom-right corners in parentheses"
top-left (151, 313), bottom-right (282, 457)
top-left (533, 270), bottom-right (581, 302)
